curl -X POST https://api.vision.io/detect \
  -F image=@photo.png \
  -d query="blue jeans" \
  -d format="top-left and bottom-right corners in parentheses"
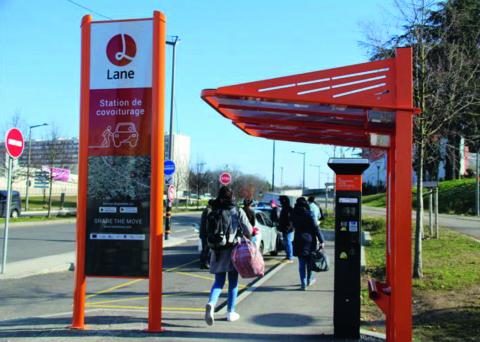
top-left (207, 270), bottom-right (239, 312)
top-left (298, 256), bottom-right (313, 287)
top-left (283, 231), bottom-right (294, 260)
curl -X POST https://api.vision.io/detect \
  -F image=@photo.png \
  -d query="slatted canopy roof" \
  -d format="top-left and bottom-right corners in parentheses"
top-left (201, 52), bottom-right (419, 149)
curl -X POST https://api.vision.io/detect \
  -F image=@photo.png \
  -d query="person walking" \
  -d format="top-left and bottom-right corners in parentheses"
top-left (243, 198), bottom-right (260, 247)
top-left (205, 186), bottom-right (253, 325)
top-left (279, 196), bottom-right (294, 263)
top-left (270, 199), bottom-right (281, 227)
top-left (199, 199), bottom-right (214, 269)
top-left (308, 196), bottom-right (322, 226)
top-left (292, 197), bottom-right (325, 290)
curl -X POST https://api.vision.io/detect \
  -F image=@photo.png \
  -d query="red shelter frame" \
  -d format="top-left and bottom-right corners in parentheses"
top-left (202, 48), bottom-right (419, 341)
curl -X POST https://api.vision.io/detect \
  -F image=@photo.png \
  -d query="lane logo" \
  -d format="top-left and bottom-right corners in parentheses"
top-left (106, 33), bottom-right (137, 66)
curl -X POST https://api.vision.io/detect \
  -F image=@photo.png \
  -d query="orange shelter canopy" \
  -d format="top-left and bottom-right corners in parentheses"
top-left (202, 57), bottom-right (419, 148)
top-left (201, 48), bottom-right (420, 342)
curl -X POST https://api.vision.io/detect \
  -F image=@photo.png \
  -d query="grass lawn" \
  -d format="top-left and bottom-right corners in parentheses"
top-left (361, 217), bottom-right (480, 341)
top-left (22, 195), bottom-right (77, 211)
top-left (362, 178), bottom-right (478, 215)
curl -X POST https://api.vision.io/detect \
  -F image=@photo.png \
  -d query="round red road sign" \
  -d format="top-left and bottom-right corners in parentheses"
top-left (219, 172), bottom-right (232, 185)
top-left (167, 184), bottom-right (175, 202)
top-left (5, 128), bottom-right (25, 159)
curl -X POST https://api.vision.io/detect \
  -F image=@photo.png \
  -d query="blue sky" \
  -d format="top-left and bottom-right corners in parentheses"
top-left (0, 0), bottom-right (400, 188)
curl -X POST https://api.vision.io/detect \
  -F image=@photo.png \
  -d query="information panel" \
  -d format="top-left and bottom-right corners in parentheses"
top-left (85, 20), bottom-right (153, 277)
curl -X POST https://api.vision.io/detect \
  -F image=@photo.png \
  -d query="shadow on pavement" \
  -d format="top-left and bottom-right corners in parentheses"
top-left (248, 313), bottom-right (315, 327)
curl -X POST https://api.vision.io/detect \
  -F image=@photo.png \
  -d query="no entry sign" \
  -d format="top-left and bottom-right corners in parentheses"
top-left (219, 172), bottom-right (232, 185)
top-left (167, 184), bottom-right (175, 202)
top-left (5, 128), bottom-right (24, 159)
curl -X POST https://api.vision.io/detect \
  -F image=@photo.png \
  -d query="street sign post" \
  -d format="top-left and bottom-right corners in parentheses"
top-left (219, 172), bottom-right (232, 185)
top-left (2, 128), bottom-right (25, 274)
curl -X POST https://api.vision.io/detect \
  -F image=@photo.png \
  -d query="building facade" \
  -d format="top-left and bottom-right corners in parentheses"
top-left (164, 133), bottom-right (191, 193)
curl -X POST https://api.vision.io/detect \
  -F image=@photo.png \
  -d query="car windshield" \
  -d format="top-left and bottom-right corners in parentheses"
top-left (255, 213), bottom-right (265, 226)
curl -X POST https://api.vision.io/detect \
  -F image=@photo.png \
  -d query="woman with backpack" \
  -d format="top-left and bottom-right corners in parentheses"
top-left (205, 186), bottom-right (253, 325)
top-left (292, 197), bottom-right (325, 290)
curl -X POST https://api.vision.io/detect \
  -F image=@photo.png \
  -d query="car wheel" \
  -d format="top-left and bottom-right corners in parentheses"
top-left (269, 249), bottom-right (278, 256)
top-left (260, 241), bottom-right (265, 255)
top-left (10, 209), bottom-right (19, 219)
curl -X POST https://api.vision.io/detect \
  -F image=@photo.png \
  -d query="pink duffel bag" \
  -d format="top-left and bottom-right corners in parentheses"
top-left (231, 237), bottom-right (265, 278)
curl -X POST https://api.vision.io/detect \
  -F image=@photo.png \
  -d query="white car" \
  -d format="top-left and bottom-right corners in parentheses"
top-left (253, 210), bottom-right (281, 256)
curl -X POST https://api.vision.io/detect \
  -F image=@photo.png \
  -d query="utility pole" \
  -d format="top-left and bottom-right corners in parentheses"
top-left (164, 36), bottom-right (180, 240)
top-left (271, 140), bottom-right (276, 192)
top-left (476, 148), bottom-right (479, 216)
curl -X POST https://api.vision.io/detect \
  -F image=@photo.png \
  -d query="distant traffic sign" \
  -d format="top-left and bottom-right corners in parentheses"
top-left (167, 185), bottom-right (175, 202)
top-left (219, 172), bottom-right (232, 185)
top-left (164, 160), bottom-right (176, 176)
top-left (5, 128), bottom-right (24, 159)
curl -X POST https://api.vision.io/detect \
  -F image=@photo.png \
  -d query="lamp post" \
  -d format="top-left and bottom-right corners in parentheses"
top-left (291, 151), bottom-right (306, 194)
top-left (271, 140), bottom-right (276, 191)
top-left (25, 123), bottom-right (48, 211)
top-left (310, 164), bottom-right (321, 188)
top-left (165, 36), bottom-right (180, 240)
top-left (196, 162), bottom-right (206, 209)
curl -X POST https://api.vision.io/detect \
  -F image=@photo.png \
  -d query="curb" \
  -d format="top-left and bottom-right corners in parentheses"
top-left (7, 218), bottom-right (76, 228)
top-left (0, 237), bottom-right (187, 280)
top-left (360, 329), bottom-right (386, 341)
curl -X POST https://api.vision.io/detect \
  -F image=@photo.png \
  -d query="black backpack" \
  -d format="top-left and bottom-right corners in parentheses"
top-left (206, 207), bottom-right (238, 250)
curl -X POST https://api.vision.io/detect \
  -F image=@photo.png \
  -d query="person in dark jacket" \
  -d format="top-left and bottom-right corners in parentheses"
top-left (279, 196), bottom-right (294, 263)
top-left (242, 199), bottom-right (255, 227)
top-left (292, 197), bottom-right (325, 290)
top-left (199, 199), bottom-right (214, 269)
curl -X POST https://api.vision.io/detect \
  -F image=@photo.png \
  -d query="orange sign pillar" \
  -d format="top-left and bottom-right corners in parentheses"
top-left (72, 11), bottom-right (166, 332)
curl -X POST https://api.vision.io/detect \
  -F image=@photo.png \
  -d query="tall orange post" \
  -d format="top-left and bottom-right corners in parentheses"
top-left (148, 10), bottom-right (166, 332)
top-left (389, 47), bottom-right (414, 341)
top-left (71, 14), bottom-right (91, 330)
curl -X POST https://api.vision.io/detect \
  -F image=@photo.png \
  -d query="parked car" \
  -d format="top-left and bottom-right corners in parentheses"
top-left (254, 210), bottom-right (283, 256)
top-left (0, 190), bottom-right (22, 218)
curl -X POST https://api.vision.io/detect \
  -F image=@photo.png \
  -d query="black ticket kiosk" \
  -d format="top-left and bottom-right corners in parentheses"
top-left (328, 158), bottom-right (369, 340)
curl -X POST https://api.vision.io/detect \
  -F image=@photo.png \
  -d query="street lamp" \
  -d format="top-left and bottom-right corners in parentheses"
top-left (165, 35), bottom-right (180, 240)
top-left (271, 140), bottom-right (276, 192)
top-left (291, 150), bottom-right (306, 194)
top-left (310, 164), bottom-right (322, 188)
top-left (25, 123), bottom-right (48, 211)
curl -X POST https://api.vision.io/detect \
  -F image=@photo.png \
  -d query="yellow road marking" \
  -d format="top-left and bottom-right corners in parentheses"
top-left (86, 279), bottom-right (143, 299)
top-left (175, 271), bottom-right (215, 282)
top-left (86, 303), bottom-right (204, 312)
top-left (88, 296), bottom-right (149, 305)
top-left (86, 258), bottom-right (199, 299)
top-left (165, 258), bottom-right (199, 273)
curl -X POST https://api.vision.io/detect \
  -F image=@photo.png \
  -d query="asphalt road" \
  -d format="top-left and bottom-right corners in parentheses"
top-left (1, 213), bottom-right (202, 263)
top-left (363, 205), bottom-right (480, 239)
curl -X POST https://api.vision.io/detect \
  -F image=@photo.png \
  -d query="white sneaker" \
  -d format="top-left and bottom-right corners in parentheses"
top-left (205, 303), bottom-right (214, 326)
top-left (227, 311), bottom-right (240, 322)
